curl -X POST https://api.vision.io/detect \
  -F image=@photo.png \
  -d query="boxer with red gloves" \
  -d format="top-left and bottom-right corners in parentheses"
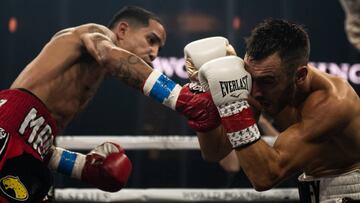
top-left (1, 6), bottom-right (163, 202)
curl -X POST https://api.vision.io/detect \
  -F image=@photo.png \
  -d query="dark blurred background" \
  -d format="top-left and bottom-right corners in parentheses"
top-left (1, 0), bottom-right (359, 201)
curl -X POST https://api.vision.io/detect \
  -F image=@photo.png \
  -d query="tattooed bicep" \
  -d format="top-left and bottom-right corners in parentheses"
top-left (87, 25), bottom-right (106, 34)
top-left (86, 24), bottom-right (116, 43)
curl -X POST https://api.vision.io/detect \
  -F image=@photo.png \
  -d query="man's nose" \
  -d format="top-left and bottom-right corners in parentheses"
top-left (149, 46), bottom-right (159, 61)
top-left (251, 82), bottom-right (262, 97)
top-left (251, 82), bottom-right (267, 104)
top-left (251, 81), bottom-right (264, 100)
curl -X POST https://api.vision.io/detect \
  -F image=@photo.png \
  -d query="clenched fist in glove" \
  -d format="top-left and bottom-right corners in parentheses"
top-left (142, 70), bottom-right (220, 132)
top-left (46, 142), bottom-right (132, 192)
top-left (177, 37), bottom-right (237, 131)
top-left (199, 56), bottom-right (261, 148)
top-left (142, 37), bottom-right (239, 132)
top-left (141, 37), bottom-right (232, 132)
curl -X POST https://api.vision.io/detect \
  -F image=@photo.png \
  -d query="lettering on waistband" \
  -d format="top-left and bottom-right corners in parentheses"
top-left (298, 180), bottom-right (320, 203)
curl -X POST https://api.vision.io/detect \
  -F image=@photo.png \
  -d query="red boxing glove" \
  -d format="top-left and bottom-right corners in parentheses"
top-left (175, 83), bottom-right (221, 132)
top-left (142, 71), bottom-right (220, 132)
top-left (46, 142), bottom-right (132, 192)
top-left (82, 142), bottom-right (132, 192)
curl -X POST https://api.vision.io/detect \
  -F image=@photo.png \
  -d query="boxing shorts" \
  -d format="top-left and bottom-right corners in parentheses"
top-left (298, 169), bottom-right (360, 203)
top-left (0, 88), bottom-right (57, 202)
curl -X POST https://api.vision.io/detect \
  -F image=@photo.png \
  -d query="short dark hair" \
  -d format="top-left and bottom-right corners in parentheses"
top-left (108, 6), bottom-right (162, 29)
top-left (245, 18), bottom-right (310, 74)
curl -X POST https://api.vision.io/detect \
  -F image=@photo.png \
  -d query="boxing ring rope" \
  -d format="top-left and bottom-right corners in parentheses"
top-left (56, 135), bottom-right (277, 150)
top-left (55, 135), bottom-right (299, 202)
top-left (55, 188), bottom-right (299, 202)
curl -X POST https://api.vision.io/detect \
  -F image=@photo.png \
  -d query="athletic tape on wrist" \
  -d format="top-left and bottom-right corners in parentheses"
top-left (47, 147), bottom-right (85, 179)
top-left (143, 70), bottom-right (182, 110)
top-left (219, 100), bottom-right (261, 148)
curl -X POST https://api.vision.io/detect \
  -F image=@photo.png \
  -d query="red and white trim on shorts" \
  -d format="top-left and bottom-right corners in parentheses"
top-left (218, 100), bottom-right (260, 148)
top-left (0, 128), bottom-right (10, 169)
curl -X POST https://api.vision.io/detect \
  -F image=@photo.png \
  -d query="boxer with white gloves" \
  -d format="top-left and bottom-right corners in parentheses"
top-left (192, 19), bottom-right (360, 203)
top-left (45, 142), bottom-right (132, 192)
top-left (199, 56), bottom-right (261, 148)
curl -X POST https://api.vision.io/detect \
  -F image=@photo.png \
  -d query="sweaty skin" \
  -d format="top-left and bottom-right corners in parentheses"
top-left (197, 53), bottom-right (360, 191)
top-left (11, 22), bottom-right (165, 130)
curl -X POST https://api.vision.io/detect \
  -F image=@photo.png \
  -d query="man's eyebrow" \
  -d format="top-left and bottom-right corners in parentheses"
top-left (253, 75), bottom-right (276, 81)
top-left (149, 32), bottom-right (163, 52)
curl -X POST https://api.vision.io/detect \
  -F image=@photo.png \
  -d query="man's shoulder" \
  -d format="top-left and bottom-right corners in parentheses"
top-left (302, 88), bottom-right (343, 117)
top-left (52, 23), bottom-right (111, 39)
top-left (77, 23), bottom-right (108, 32)
top-left (303, 85), bottom-right (357, 125)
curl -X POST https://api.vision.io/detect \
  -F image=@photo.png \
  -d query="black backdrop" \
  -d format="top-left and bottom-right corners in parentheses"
top-left (1, 0), bottom-right (359, 194)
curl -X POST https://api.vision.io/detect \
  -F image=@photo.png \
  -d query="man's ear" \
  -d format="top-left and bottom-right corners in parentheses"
top-left (295, 65), bottom-right (308, 84)
top-left (114, 21), bottom-right (130, 40)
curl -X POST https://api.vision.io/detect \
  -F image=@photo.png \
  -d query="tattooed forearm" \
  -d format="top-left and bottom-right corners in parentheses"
top-left (91, 35), bottom-right (109, 51)
top-left (111, 55), bottom-right (152, 89)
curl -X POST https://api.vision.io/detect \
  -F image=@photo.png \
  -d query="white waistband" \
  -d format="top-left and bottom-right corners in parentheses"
top-left (298, 169), bottom-right (360, 202)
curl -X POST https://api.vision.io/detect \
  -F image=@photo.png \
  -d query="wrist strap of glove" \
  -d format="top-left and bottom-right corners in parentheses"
top-left (142, 70), bottom-right (182, 110)
top-left (218, 100), bottom-right (261, 148)
top-left (47, 147), bottom-right (85, 179)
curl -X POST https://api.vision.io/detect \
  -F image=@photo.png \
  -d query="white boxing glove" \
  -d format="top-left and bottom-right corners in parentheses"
top-left (184, 36), bottom-right (236, 83)
top-left (199, 56), bottom-right (261, 148)
top-left (142, 37), bottom-right (233, 109)
top-left (141, 37), bottom-right (236, 131)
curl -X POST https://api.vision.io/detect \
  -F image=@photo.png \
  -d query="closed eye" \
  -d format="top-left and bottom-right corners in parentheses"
top-left (255, 76), bottom-right (276, 86)
top-left (147, 33), bottom-right (162, 51)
